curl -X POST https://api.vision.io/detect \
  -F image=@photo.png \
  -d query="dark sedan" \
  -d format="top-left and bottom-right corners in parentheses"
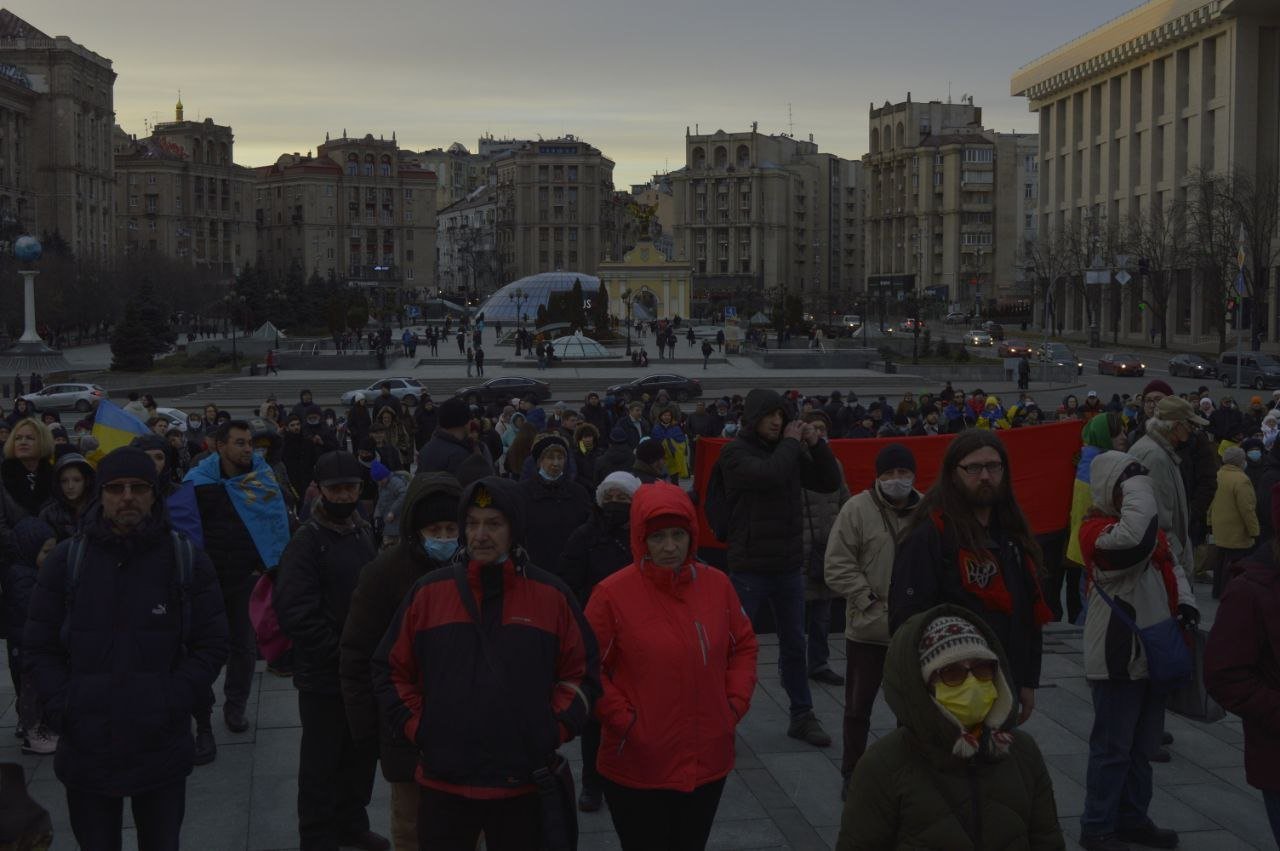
top-left (1168, 353), bottom-right (1218, 379)
top-left (997, 339), bottom-right (1034, 358)
top-left (606, 373), bottom-right (703, 402)
top-left (454, 376), bottom-right (552, 405)
top-left (1098, 353), bottom-right (1146, 377)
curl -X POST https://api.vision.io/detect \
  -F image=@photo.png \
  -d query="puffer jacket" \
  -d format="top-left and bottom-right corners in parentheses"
top-left (1129, 430), bottom-right (1192, 569)
top-left (517, 475), bottom-right (592, 579)
top-left (836, 604), bottom-right (1064, 850)
top-left (1077, 452), bottom-right (1182, 681)
top-left (22, 504), bottom-right (229, 796)
top-left (1210, 463), bottom-right (1259, 550)
top-left (274, 507), bottom-right (377, 695)
top-left (559, 509), bottom-right (631, 605)
top-left (585, 482), bottom-right (758, 792)
top-left (801, 465), bottom-right (851, 601)
top-left (718, 389), bottom-right (842, 575)
top-left (339, 473), bottom-right (461, 781)
top-left (824, 483), bottom-right (920, 644)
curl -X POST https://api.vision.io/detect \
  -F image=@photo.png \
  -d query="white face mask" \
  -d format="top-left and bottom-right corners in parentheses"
top-left (879, 476), bottom-right (915, 501)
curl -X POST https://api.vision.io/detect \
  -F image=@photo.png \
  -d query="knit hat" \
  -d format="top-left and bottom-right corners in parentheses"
top-left (313, 451), bottom-right (366, 485)
top-left (459, 476), bottom-right (526, 544)
top-left (438, 397), bottom-right (472, 429)
top-left (455, 452), bottom-right (495, 487)
top-left (415, 491), bottom-right (460, 529)
top-left (531, 433), bottom-right (570, 462)
top-left (96, 447), bottom-right (159, 491)
top-left (595, 471), bottom-right (641, 507)
top-left (370, 461), bottom-right (392, 483)
top-left (875, 443), bottom-right (916, 476)
top-left (130, 434), bottom-right (168, 454)
top-left (1252, 396), bottom-right (1263, 406)
top-left (608, 424), bottom-right (631, 445)
top-left (918, 615), bottom-right (999, 685)
top-left (13, 516), bottom-right (54, 565)
top-left (1223, 446), bottom-right (1247, 468)
top-left (635, 437), bottom-right (666, 465)
top-left (1142, 379), bottom-right (1174, 398)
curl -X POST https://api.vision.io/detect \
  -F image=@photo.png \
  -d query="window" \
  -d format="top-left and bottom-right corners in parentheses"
top-left (1024, 183), bottom-right (1034, 200)
top-left (568, 166), bottom-right (578, 181)
top-left (403, 189), bottom-right (413, 200)
top-left (963, 148), bottom-right (993, 164)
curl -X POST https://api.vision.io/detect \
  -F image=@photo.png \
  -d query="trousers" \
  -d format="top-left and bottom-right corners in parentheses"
top-left (841, 641), bottom-right (888, 779)
top-left (66, 780), bottom-right (186, 851)
top-left (730, 571), bottom-right (813, 718)
top-left (417, 787), bottom-right (541, 851)
top-left (389, 782), bottom-right (420, 851)
top-left (1080, 679), bottom-right (1165, 836)
top-left (297, 690), bottom-right (379, 851)
top-left (604, 777), bottom-right (726, 851)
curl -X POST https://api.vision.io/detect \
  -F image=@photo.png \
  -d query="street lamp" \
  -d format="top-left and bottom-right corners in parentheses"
top-left (508, 287), bottom-right (526, 355)
top-left (222, 292), bottom-right (246, 369)
top-left (621, 287), bottom-right (633, 355)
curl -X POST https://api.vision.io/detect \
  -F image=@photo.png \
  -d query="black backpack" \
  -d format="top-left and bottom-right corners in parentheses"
top-left (704, 457), bottom-right (733, 543)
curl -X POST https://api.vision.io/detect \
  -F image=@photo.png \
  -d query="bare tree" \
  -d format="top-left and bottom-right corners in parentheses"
top-left (1185, 168), bottom-right (1241, 352)
top-left (1019, 226), bottom-right (1073, 336)
top-left (1230, 168), bottom-right (1280, 344)
top-left (1126, 198), bottom-right (1190, 350)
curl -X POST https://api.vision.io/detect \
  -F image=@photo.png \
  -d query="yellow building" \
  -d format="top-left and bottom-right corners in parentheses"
top-left (597, 237), bottom-right (692, 323)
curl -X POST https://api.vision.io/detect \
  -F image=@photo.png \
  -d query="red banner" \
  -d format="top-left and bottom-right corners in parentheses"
top-left (691, 420), bottom-right (1083, 547)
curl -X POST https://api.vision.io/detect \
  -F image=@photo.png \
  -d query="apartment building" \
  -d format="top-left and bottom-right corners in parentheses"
top-left (0, 59), bottom-right (33, 242)
top-left (436, 185), bottom-right (498, 300)
top-left (1012, 0), bottom-right (1280, 343)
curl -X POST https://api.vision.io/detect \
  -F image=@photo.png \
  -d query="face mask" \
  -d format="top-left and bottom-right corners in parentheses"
top-left (188, 420), bottom-right (201, 429)
top-left (538, 468), bottom-right (563, 482)
top-left (322, 498), bottom-right (358, 520)
top-left (879, 477), bottom-right (914, 501)
top-left (723, 424), bottom-right (739, 437)
top-left (423, 537), bottom-right (460, 562)
top-left (933, 675), bottom-right (999, 729)
top-left (1248, 450), bottom-right (1263, 463)
top-left (601, 502), bottom-right (630, 527)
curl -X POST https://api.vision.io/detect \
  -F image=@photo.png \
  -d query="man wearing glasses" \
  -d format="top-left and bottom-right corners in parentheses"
top-left (889, 430), bottom-right (1055, 725)
top-left (24, 447), bottom-right (228, 849)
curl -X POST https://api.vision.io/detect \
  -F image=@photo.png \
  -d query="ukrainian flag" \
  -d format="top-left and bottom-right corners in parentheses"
top-left (87, 397), bottom-right (151, 465)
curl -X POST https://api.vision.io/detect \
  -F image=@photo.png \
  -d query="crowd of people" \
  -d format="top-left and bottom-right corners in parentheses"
top-left (1, 364), bottom-right (1280, 851)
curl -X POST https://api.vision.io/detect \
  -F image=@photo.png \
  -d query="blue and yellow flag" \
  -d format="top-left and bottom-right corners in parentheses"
top-left (87, 397), bottom-right (151, 465)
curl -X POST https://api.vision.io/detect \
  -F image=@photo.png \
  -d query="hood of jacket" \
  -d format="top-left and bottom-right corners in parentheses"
top-left (628, 481), bottom-right (698, 571)
top-left (883, 604), bottom-right (1016, 762)
top-left (1088, 449), bottom-right (1134, 514)
top-left (397, 472), bottom-right (463, 560)
top-left (741, 388), bottom-right (788, 430)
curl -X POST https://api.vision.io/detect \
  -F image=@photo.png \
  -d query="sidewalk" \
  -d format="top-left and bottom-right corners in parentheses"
top-left (3, 602), bottom-right (1262, 850)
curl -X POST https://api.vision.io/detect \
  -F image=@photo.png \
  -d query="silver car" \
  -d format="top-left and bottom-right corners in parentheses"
top-left (21, 383), bottom-right (106, 413)
top-left (340, 377), bottom-right (426, 407)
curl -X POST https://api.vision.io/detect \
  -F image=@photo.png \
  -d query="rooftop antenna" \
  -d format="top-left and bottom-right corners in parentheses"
top-left (947, 81), bottom-right (952, 104)
top-left (788, 102), bottom-right (794, 136)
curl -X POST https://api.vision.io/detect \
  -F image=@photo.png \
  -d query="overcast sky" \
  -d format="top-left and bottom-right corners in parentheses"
top-left (26, 0), bottom-right (1129, 186)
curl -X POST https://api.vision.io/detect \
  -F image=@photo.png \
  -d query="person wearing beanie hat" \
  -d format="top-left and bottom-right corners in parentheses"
top-left (38, 452), bottom-right (95, 541)
top-left (836, 605), bottom-right (1061, 849)
top-left (632, 436), bottom-right (668, 483)
top-left (416, 397), bottom-right (494, 479)
top-left (370, 459), bottom-right (410, 550)
top-left (518, 434), bottom-right (592, 580)
top-left (594, 424), bottom-right (638, 484)
top-left (274, 448), bottom-right (385, 851)
top-left (130, 432), bottom-right (177, 497)
top-left (340, 473), bottom-right (462, 848)
top-left (584, 483), bottom-right (759, 844)
top-left (375, 475), bottom-right (600, 845)
top-left (23, 445), bottom-right (228, 850)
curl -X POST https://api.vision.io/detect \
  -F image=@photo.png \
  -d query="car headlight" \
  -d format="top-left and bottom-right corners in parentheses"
top-left (1141, 364), bottom-right (1147, 369)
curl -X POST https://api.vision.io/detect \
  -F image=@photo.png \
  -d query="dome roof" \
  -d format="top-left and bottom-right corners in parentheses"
top-left (550, 334), bottom-right (610, 359)
top-left (474, 272), bottom-right (602, 325)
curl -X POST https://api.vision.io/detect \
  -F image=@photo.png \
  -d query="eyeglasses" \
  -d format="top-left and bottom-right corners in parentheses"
top-left (932, 660), bottom-right (998, 687)
top-left (102, 482), bottom-right (153, 496)
top-left (956, 461), bottom-right (1005, 477)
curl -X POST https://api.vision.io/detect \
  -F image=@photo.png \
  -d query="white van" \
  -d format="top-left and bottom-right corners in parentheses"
top-left (840, 314), bottom-right (862, 329)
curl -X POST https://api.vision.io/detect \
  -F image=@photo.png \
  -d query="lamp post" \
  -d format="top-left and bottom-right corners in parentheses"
top-left (621, 287), bottom-right (633, 355)
top-left (223, 292), bottom-right (245, 370)
top-left (509, 287), bottom-right (526, 355)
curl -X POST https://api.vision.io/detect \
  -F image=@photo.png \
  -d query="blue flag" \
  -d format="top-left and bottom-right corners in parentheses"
top-left (182, 452), bottom-right (291, 569)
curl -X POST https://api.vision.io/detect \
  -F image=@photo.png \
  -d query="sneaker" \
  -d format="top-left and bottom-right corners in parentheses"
top-left (21, 726), bottom-right (57, 756)
top-left (1116, 822), bottom-right (1178, 849)
top-left (193, 726), bottom-right (216, 766)
top-left (1149, 747), bottom-right (1172, 763)
top-left (787, 711), bottom-right (832, 747)
top-left (337, 829), bottom-right (391, 851)
top-left (810, 668), bottom-right (846, 687)
top-left (578, 788), bottom-right (602, 813)
top-left (1079, 834), bottom-right (1131, 851)
top-left (224, 706), bottom-right (249, 734)
top-left (265, 662), bottom-right (293, 678)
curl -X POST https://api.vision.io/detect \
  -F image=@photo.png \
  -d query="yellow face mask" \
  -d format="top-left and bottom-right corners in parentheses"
top-left (933, 675), bottom-right (998, 729)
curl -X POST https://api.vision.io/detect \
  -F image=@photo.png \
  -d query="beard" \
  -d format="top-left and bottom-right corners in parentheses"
top-left (966, 482), bottom-right (1001, 507)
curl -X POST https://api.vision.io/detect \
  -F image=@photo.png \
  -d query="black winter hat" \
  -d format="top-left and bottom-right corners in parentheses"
top-left (13, 516), bottom-right (53, 565)
top-left (531, 433), bottom-right (570, 462)
top-left (97, 447), bottom-right (158, 491)
top-left (313, 451), bottom-right (366, 485)
top-left (130, 434), bottom-right (168, 453)
top-left (459, 476), bottom-right (525, 544)
top-left (875, 442), bottom-right (916, 476)
top-left (438, 397), bottom-right (472, 429)
top-left (416, 492), bottom-right (460, 529)
top-left (635, 438), bottom-right (666, 465)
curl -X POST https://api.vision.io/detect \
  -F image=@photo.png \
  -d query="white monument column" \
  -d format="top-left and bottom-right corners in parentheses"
top-left (17, 269), bottom-right (39, 343)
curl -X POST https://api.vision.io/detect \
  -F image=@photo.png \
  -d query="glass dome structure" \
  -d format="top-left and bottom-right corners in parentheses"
top-left (474, 272), bottom-right (602, 325)
top-left (551, 334), bottom-right (610, 359)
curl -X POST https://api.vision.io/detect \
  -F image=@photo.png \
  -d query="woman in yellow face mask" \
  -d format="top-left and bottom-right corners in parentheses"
top-left (835, 605), bottom-right (1066, 850)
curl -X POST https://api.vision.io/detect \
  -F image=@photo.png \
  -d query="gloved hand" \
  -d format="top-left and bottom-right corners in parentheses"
top-left (1177, 604), bottom-right (1201, 631)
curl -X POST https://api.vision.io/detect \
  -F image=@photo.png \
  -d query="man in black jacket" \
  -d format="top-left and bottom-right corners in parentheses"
top-left (24, 447), bottom-right (228, 850)
top-left (276, 451), bottom-right (387, 851)
top-left (417, 397), bottom-right (492, 477)
top-left (719, 388), bottom-right (843, 746)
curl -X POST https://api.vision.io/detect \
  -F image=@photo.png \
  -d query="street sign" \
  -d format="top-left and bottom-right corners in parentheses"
top-left (1115, 270), bottom-right (1131, 286)
top-left (724, 306), bottom-right (737, 319)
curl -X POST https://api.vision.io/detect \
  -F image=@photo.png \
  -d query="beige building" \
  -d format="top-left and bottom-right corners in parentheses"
top-left (493, 136), bottom-right (615, 282)
top-left (1012, 0), bottom-right (1280, 343)
top-left (671, 126), bottom-right (864, 320)
top-left (415, 141), bottom-right (498, 212)
top-left (254, 133), bottom-right (437, 298)
top-left (0, 10), bottom-right (114, 259)
top-left (113, 101), bottom-right (256, 276)
top-left (863, 96), bottom-right (1037, 314)
top-left (436, 185), bottom-right (498, 301)
top-left (598, 237), bottom-right (693, 324)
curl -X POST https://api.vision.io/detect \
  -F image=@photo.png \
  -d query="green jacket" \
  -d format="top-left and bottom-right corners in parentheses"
top-left (836, 604), bottom-right (1064, 851)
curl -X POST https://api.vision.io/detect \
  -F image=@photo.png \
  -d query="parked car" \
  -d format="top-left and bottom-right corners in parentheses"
top-left (606, 373), bottom-right (703, 403)
top-left (455, 376), bottom-right (552, 406)
top-left (840, 314), bottom-right (862, 329)
top-left (20, 383), bottom-right (106, 413)
top-left (997, 339), bottom-right (1034, 358)
top-left (1038, 342), bottom-right (1084, 376)
top-left (944, 312), bottom-right (968, 325)
top-left (1219, 351), bottom-right (1280, 389)
top-left (965, 329), bottom-right (994, 347)
top-left (898, 318), bottom-right (926, 333)
top-left (1097, 352), bottom-right (1146, 377)
top-left (1168, 353), bottom-right (1218, 379)
top-left (153, 407), bottom-right (190, 433)
top-left (981, 321), bottom-right (1006, 341)
top-left (340, 377), bottom-right (427, 407)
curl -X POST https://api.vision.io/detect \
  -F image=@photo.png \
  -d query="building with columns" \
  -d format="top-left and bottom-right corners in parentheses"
top-left (1012, 0), bottom-right (1280, 345)
top-left (597, 237), bottom-right (692, 324)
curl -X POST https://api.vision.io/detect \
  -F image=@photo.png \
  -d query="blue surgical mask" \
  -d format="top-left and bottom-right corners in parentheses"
top-left (1248, 450), bottom-right (1263, 463)
top-left (723, 424), bottom-right (739, 437)
top-left (423, 537), bottom-right (459, 562)
top-left (538, 469), bottom-right (563, 482)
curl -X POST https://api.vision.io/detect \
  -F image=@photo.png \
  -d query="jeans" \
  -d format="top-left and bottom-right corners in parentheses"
top-left (804, 599), bottom-right (834, 674)
top-left (67, 780), bottom-right (186, 851)
top-left (1264, 789), bottom-right (1280, 848)
top-left (842, 641), bottom-right (888, 779)
top-left (297, 691), bottom-right (378, 851)
top-left (730, 571), bottom-right (813, 718)
top-left (197, 573), bottom-right (256, 721)
top-left (604, 777), bottom-right (726, 851)
top-left (1080, 679), bottom-right (1165, 837)
top-left (417, 788), bottom-right (541, 851)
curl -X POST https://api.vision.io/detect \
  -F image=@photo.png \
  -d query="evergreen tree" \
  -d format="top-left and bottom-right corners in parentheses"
top-left (110, 299), bottom-right (154, 371)
top-left (135, 279), bottom-right (175, 354)
top-left (567, 279), bottom-right (588, 331)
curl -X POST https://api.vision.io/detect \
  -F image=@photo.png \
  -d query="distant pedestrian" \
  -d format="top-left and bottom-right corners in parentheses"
top-left (716, 328), bottom-right (725, 352)
top-left (456, 331), bottom-right (465, 355)
top-left (1018, 355), bottom-right (1030, 391)
top-left (465, 347), bottom-right (474, 377)
top-left (701, 339), bottom-right (714, 370)
top-left (474, 346), bottom-right (485, 377)
top-left (265, 349), bottom-right (279, 376)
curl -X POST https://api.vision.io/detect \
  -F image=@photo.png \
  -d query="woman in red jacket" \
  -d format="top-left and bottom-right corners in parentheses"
top-left (586, 482), bottom-right (759, 850)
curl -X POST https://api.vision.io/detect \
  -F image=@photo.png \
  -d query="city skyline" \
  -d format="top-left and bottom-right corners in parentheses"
top-left (27, 0), bottom-right (1124, 184)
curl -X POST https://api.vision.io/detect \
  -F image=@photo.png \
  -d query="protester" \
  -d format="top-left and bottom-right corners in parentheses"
top-left (889, 430), bottom-right (1054, 723)
top-left (586, 482), bottom-right (759, 849)
top-left (1060, 413), bottom-right (1128, 624)
top-left (373, 477), bottom-right (600, 850)
top-left (275, 451), bottom-right (386, 851)
top-left (416, 397), bottom-right (492, 477)
top-left (1209, 446), bottom-right (1259, 599)
top-left (518, 434), bottom-right (593, 578)
top-left (823, 443), bottom-right (921, 796)
top-left (2, 418), bottom-right (53, 515)
top-left (650, 409), bottom-right (689, 484)
top-left (836, 606), bottom-right (1064, 849)
top-left (38, 452), bottom-right (94, 541)
top-left (1128, 397), bottom-right (1203, 589)
top-left (719, 388), bottom-right (843, 746)
top-left (24, 447), bottom-right (228, 851)
top-left (4, 517), bottom-right (55, 755)
top-left (370, 461), bottom-right (410, 550)
top-left (798, 412), bottom-right (851, 688)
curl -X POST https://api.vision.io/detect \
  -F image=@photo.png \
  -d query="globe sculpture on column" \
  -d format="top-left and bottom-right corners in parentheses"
top-left (0, 235), bottom-right (71, 374)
